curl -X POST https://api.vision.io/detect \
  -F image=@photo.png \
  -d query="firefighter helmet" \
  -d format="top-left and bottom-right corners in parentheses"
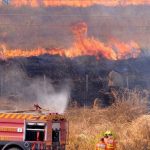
top-left (104, 131), bottom-right (112, 136)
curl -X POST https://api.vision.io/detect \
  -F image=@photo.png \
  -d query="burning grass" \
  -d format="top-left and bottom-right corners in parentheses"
top-left (0, 22), bottom-right (141, 60)
top-left (66, 90), bottom-right (150, 150)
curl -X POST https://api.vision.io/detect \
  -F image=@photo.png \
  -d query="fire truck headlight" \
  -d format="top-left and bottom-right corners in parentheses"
top-left (24, 142), bottom-right (30, 148)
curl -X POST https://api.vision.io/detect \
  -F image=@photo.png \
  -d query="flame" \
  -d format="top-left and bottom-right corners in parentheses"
top-left (1, 0), bottom-right (150, 7)
top-left (109, 39), bottom-right (141, 59)
top-left (66, 22), bottom-right (141, 60)
top-left (0, 22), bottom-right (141, 60)
top-left (0, 41), bottom-right (141, 61)
top-left (67, 38), bottom-right (141, 60)
top-left (0, 39), bottom-right (141, 61)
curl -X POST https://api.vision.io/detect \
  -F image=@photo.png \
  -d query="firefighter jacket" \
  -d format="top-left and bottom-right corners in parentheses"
top-left (95, 141), bottom-right (106, 150)
top-left (105, 138), bottom-right (116, 150)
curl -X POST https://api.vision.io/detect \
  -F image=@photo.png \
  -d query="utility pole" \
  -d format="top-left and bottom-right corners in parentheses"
top-left (126, 61), bottom-right (129, 89)
top-left (43, 74), bottom-right (47, 94)
top-left (126, 73), bottom-right (129, 89)
top-left (85, 74), bottom-right (88, 107)
top-left (0, 75), bottom-right (2, 97)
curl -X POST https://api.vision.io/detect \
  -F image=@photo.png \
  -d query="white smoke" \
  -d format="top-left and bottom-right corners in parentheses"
top-left (37, 86), bottom-right (70, 114)
top-left (23, 78), bottom-right (71, 114)
top-left (0, 65), bottom-right (71, 113)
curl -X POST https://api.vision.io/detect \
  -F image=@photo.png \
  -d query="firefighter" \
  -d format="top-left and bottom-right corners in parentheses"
top-left (103, 134), bottom-right (108, 144)
top-left (95, 138), bottom-right (106, 150)
top-left (104, 131), bottom-right (116, 150)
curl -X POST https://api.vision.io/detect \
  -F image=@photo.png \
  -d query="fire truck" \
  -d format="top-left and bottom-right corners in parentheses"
top-left (0, 105), bottom-right (69, 150)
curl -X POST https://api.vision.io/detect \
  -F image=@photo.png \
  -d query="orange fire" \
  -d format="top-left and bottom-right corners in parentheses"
top-left (0, 36), bottom-right (141, 61)
top-left (0, 40), bottom-right (141, 61)
top-left (0, 22), bottom-right (141, 60)
top-left (1, 0), bottom-right (150, 7)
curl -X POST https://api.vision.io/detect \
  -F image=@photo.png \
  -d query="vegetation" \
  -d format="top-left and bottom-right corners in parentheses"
top-left (66, 90), bottom-right (150, 150)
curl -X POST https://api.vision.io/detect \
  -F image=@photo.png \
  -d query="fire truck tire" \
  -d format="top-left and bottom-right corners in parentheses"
top-left (5, 148), bottom-right (21, 150)
top-left (2, 144), bottom-right (24, 150)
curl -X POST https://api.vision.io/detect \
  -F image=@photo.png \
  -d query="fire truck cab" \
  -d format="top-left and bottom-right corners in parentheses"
top-left (0, 110), bottom-right (68, 150)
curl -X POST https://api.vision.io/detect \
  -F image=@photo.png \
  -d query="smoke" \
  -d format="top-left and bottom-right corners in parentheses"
top-left (0, 5), bottom-right (150, 53)
top-left (37, 84), bottom-right (70, 114)
top-left (26, 78), bottom-right (70, 113)
top-left (0, 64), bottom-right (70, 113)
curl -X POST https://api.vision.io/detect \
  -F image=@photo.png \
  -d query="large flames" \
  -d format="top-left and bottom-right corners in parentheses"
top-left (0, 0), bottom-right (150, 7)
top-left (0, 40), bottom-right (141, 60)
top-left (0, 22), bottom-right (141, 60)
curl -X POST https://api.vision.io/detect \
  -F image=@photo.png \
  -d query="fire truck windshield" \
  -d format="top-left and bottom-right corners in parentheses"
top-left (25, 122), bottom-right (45, 141)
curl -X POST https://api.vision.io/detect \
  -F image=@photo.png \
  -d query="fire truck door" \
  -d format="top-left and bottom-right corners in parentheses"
top-left (52, 122), bottom-right (60, 143)
top-left (60, 120), bottom-right (68, 145)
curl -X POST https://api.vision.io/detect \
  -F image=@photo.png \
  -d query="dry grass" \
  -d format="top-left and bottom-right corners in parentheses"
top-left (66, 90), bottom-right (150, 150)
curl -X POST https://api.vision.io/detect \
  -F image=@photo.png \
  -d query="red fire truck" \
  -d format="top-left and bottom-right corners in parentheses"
top-left (0, 106), bottom-right (68, 150)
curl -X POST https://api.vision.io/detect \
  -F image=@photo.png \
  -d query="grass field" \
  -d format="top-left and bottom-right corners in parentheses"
top-left (66, 90), bottom-right (150, 150)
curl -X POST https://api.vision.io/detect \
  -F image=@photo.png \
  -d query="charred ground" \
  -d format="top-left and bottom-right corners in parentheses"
top-left (0, 55), bottom-right (149, 105)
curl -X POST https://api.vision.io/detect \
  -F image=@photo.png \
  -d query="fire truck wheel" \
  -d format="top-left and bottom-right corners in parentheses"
top-left (6, 148), bottom-right (22, 150)
top-left (2, 145), bottom-right (24, 150)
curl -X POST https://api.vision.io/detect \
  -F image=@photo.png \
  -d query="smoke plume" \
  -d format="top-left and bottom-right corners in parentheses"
top-left (0, 5), bottom-right (150, 54)
top-left (0, 64), bottom-right (70, 113)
